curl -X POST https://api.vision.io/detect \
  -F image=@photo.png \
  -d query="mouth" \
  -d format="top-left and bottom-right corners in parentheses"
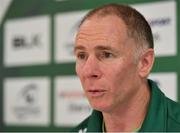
top-left (87, 89), bottom-right (106, 97)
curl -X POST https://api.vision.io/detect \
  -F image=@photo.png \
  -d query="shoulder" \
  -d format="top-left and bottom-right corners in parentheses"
top-left (166, 97), bottom-right (180, 131)
top-left (71, 117), bottom-right (90, 132)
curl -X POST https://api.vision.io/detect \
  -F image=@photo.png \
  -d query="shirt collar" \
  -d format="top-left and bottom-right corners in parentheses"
top-left (139, 79), bottom-right (167, 132)
top-left (87, 110), bottom-right (103, 132)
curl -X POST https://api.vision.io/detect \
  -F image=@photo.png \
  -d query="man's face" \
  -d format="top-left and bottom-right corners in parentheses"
top-left (75, 15), bottom-right (141, 113)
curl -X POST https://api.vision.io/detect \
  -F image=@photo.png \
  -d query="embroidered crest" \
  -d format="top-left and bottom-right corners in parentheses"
top-left (78, 128), bottom-right (87, 133)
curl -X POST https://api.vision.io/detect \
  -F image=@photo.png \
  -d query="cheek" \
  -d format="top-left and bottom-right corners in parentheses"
top-left (103, 65), bottom-right (124, 90)
top-left (105, 62), bottom-right (137, 88)
top-left (108, 72), bottom-right (124, 91)
top-left (104, 62), bottom-right (125, 79)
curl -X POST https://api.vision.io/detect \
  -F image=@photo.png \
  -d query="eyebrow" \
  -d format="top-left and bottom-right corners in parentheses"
top-left (74, 45), bottom-right (85, 53)
top-left (74, 45), bottom-right (117, 53)
top-left (94, 45), bottom-right (114, 51)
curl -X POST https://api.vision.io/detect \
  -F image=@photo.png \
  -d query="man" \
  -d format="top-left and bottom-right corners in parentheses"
top-left (73, 3), bottom-right (180, 132)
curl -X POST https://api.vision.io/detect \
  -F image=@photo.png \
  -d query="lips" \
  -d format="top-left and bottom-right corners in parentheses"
top-left (87, 89), bottom-right (106, 97)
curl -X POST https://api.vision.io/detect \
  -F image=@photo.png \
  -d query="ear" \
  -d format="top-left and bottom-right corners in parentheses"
top-left (138, 48), bottom-right (154, 78)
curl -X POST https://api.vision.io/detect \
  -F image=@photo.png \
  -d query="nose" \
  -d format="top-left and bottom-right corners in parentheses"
top-left (82, 56), bottom-right (102, 79)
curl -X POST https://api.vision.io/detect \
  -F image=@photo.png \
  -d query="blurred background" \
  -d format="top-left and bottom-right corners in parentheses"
top-left (0, 0), bottom-right (179, 132)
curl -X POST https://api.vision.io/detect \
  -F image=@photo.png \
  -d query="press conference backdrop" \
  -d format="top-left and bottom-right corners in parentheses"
top-left (0, 0), bottom-right (179, 132)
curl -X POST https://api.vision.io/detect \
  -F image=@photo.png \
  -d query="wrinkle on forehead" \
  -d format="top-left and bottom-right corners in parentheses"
top-left (76, 30), bottom-right (108, 45)
top-left (79, 15), bottom-right (128, 34)
top-left (76, 16), bottom-right (129, 47)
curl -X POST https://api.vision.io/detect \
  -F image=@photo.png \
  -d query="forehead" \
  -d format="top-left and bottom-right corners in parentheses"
top-left (76, 15), bottom-right (128, 45)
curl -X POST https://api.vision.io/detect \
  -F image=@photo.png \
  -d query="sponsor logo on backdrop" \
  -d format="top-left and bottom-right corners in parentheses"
top-left (54, 76), bottom-right (91, 126)
top-left (13, 83), bottom-right (40, 120)
top-left (149, 17), bottom-right (171, 27)
top-left (55, 11), bottom-right (88, 63)
top-left (3, 77), bottom-right (50, 126)
top-left (58, 90), bottom-right (91, 113)
top-left (133, 0), bottom-right (176, 56)
top-left (13, 34), bottom-right (41, 50)
top-left (149, 72), bottom-right (177, 101)
top-left (149, 17), bottom-right (171, 43)
top-left (3, 16), bottom-right (50, 67)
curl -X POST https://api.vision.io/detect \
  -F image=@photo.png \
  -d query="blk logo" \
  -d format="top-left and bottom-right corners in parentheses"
top-left (13, 34), bottom-right (41, 49)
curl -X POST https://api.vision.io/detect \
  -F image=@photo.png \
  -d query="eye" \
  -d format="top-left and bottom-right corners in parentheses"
top-left (76, 52), bottom-right (87, 60)
top-left (104, 52), bottom-right (113, 58)
top-left (100, 51), bottom-right (113, 59)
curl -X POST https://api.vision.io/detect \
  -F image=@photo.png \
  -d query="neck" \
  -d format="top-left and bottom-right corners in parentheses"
top-left (102, 81), bottom-right (150, 132)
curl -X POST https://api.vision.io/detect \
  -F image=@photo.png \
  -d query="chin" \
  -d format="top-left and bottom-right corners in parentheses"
top-left (90, 102), bottom-right (111, 112)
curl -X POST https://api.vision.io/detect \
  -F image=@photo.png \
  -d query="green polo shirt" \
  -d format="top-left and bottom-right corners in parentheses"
top-left (72, 80), bottom-right (180, 132)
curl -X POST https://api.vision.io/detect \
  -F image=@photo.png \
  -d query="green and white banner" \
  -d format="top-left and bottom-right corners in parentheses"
top-left (0, 0), bottom-right (179, 132)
